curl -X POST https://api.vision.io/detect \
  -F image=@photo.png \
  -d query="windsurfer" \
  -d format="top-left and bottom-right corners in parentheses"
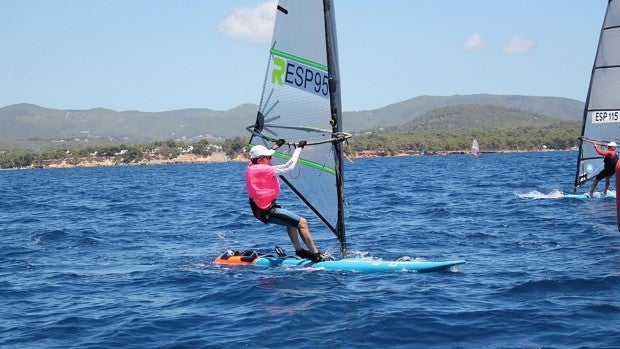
top-left (583, 138), bottom-right (619, 196)
top-left (246, 140), bottom-right (327, 262)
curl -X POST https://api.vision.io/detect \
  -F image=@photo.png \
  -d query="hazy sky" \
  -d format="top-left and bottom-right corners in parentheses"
top-left (0, 0), bottom-right (607, 112)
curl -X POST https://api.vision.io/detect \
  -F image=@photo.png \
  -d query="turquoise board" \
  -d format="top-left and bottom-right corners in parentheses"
top-left (564, 192), bottom-right (616, 200)
top-left (253, 257), bottom-right (465, 272)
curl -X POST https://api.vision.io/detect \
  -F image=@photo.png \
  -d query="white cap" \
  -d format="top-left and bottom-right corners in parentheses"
top-left (249, 145), bottom-right (275, 159)
top-left (607, 141), bottom-right (617, 147)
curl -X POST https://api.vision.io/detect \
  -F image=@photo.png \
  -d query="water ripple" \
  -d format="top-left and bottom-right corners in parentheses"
top-left (1, 153), bottom-right (619, 348)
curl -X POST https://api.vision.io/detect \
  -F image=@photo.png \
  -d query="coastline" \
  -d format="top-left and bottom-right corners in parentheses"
top-left (26, 152), bottom-right (239, 170)
top-left (14, 148), bottom-right (572, 170)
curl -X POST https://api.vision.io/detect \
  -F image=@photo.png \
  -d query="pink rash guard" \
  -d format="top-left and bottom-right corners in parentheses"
top-left (246, 147), bottom-right (302, 209)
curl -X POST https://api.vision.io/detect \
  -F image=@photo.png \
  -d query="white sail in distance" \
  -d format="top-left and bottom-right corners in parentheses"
top-left (471, 139), bottom-right (480, 156)
top-left (574, 0), bottom-right (620, 192)
top-left (247, 0), bottom-right (350, 254)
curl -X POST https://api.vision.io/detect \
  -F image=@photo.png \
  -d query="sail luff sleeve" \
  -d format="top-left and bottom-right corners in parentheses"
top-left (324, 0), bottom-right (347, 256)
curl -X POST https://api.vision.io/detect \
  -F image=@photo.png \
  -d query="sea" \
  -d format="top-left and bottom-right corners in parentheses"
top-left (1, 150), bottom-right (619, 349)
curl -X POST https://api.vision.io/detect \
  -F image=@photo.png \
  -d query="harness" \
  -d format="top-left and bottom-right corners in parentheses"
top-left (249, 199), bottom-right (280, 223)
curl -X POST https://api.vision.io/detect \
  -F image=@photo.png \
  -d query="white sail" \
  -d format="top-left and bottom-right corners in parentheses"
top-left (574, 0), bottom-right (620, 191)
top-left (247, 0), bottom-right (350, 254)
top-left (471, 139), bottom-right (480, 156)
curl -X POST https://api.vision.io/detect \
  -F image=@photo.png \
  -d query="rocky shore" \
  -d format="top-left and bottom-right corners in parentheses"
top-left (28, 152), bottom-right (241, 170)
top-left (21, 149), bottom-right (540, 170)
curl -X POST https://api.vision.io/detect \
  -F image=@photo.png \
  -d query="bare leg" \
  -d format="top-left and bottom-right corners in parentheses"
top-left (286, 225), bottom-right (303, 251)
top-left (603, 178), bottom-right (611, 194)
top-left (589, 178), bottom-right (599, 195)
top-left (295, 217), bottom-right (319, 254)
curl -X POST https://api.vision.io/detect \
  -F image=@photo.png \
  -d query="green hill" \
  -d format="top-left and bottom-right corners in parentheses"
top-left (0, 94), bottom-right (584, 150)
top-left (346, 94), bottom-right (583, 131)
top-left (351, 104), bottom-right (580, 153)
top-left (0, 103), bottom-right (257, 150)
top-left (391, 104), bottom-right (567, 132)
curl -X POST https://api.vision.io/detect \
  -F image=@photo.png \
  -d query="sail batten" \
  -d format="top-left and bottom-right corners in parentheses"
top-left (574, 0), bottom-right (620, 192)
top-left (248, 0), bottom-right (348, 255)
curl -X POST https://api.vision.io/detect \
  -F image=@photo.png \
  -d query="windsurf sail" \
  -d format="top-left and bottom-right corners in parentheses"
top-left (574, 0), bottom-right (620, 193)
top-left (471, 139), bottom-right (480, 156)
top-left (247, 0), bottom-right (351, 255)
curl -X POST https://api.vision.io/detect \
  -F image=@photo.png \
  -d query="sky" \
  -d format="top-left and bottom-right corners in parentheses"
top-left (0, 0), bottom-right (608, 112)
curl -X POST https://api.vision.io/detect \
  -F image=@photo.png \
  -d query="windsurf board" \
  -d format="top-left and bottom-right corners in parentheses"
top-left (214, 250), bottom-right (465, 273)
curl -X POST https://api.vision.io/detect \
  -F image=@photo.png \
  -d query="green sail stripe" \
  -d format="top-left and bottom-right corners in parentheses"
top-left (248, 143), bottom-right (335, 175)
top-left (275, 151), bottom-right (336, 175)
top-left (270, 49), bottom-right (328, 72)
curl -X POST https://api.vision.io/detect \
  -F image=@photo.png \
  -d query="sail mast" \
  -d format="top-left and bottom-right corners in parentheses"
top-left (323, 0), bottom-right (346, 255)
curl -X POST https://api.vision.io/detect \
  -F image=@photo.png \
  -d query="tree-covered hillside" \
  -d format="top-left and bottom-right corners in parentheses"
top-left (0, 102), bottom-right (583, 168)
top-left (390, 104), bottom-right (568, 132)
top-left (350, 104), bottom-right (580, 153)
top-left (0, 94), bottom-right (583, 151)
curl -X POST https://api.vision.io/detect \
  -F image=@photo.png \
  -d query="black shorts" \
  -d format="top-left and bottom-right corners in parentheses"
top-left (596, 166), bottom-right (615, 180)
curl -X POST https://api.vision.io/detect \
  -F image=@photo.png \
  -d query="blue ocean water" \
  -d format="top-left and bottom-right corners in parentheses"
top-left (1, 151), bottom-right (619, 348)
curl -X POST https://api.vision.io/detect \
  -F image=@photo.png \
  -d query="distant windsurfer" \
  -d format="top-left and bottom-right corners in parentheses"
top-left (581, 137), bottom-right (618, 196)
top-left (246, 140), bottom-right (327, 262)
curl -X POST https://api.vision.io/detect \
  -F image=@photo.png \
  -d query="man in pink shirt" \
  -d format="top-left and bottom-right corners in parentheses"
top-left (245, 140), bottom-right (326, 262)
